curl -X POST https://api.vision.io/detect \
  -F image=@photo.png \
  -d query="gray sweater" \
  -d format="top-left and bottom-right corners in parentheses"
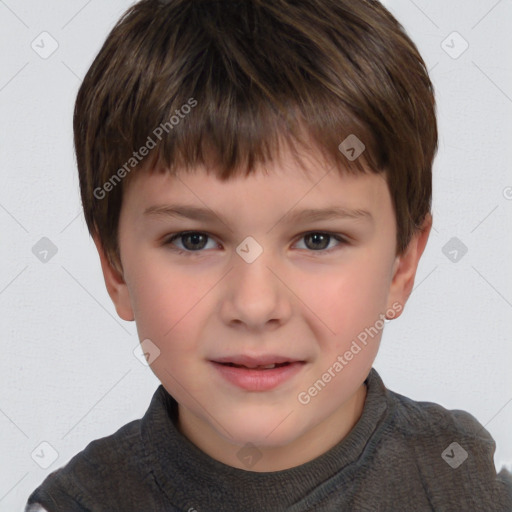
top-left (25, 368), bottom-right (512, 511)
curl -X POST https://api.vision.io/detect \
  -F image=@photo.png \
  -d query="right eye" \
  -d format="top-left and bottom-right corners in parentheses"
top-left (163, 231), bottom-right (219, 254)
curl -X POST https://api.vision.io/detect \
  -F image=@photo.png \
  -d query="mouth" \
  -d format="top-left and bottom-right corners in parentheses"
top-left (211, 355), bottom-right (305, 368)
top-left (210, 356), bottom-right (306, 391)
top-left (217, 362), bottom-right (293, 370)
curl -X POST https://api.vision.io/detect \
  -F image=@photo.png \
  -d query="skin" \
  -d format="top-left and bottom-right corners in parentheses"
top-left (94, 144), bottom-right (431, 472)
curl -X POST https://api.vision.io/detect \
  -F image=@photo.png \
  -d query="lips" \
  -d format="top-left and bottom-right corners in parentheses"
top-left (212, 355), bottom-right (303, 369)
top-left (219, 362), bottom-right (290, 370)
top-left (210, 355), bottom-right (306, 391)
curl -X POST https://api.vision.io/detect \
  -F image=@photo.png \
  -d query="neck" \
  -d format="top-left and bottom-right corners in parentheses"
top-left (177, 382), bottom-right (367, 472)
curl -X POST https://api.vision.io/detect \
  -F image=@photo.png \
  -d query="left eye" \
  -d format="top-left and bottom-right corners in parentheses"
top-left (295, 232), bottom-right (345, 252)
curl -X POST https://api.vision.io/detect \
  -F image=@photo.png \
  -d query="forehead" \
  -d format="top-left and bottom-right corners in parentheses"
top-left (124, 142), bottom-right (386, 204)
top-left (120, 152), bottom-right (393, 237)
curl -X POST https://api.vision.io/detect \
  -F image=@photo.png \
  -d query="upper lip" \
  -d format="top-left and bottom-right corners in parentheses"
top-left (212, 355), bottom-right (304, 366)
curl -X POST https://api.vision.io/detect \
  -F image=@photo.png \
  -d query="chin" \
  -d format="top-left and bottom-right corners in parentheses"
top-left (217, 410), bottom-right (308, 448)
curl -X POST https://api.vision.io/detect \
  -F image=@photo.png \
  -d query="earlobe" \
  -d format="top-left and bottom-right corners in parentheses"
top-left (92, 234), bottom-right (135, 322)
top-left (387, 214), bottom-right (432, 317)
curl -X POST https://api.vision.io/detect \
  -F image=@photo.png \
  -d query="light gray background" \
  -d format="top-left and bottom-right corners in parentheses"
top-left (1, 0), bottom-right (511, 510)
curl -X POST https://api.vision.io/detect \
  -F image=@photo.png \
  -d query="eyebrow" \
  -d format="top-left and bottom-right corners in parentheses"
top-left (143, 204), bottom-right (373, 225)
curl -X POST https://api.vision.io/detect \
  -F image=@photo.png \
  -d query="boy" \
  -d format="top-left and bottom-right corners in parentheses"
top-left (26, 0), bottom-right (512, 510)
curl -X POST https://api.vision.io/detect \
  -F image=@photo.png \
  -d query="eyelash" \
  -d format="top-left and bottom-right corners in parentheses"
top-left (163, 231), bottom-right (348, 256)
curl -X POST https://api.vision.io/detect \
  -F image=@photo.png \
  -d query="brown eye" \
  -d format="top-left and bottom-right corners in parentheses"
top-left (295, 232), bottom-right (347, 253)
top-left (181, 233), bottom-right (208, 250)
top-left (166, 232), bottom-right (213, 252)
top-left (304, 233), bottom-right (331, 250)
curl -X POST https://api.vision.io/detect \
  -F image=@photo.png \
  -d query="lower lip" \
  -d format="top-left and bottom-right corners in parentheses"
top-left (211, 361), bottom-right (305, 391)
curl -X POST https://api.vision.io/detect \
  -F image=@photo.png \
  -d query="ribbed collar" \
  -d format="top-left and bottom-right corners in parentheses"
top-left (140, 368), bottom-right (392, 511)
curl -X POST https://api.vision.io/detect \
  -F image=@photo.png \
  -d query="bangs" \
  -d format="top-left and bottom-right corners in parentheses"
top-left (135, 95), bottom-right (379, 183)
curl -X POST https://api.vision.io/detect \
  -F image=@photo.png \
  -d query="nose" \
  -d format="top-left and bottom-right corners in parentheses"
top-left (219, 247), bottom-right (293, 331)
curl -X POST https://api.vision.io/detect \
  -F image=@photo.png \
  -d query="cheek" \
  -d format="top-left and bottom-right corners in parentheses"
top-left (296, 253), bottom-right (393, 345)
top-left (128, 261), bottom-right (214, 361)
top-left (127, 262), bottom-right (187, 339)
top-left (129, 268), bottom-right (206, 391)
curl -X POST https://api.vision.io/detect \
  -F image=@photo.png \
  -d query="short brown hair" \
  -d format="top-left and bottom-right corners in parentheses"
top-left (74, 0), bottom-right (437, 267)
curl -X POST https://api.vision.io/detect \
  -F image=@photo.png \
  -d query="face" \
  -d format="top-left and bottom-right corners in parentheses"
top-left (96, 145), bottom-right (430, 471)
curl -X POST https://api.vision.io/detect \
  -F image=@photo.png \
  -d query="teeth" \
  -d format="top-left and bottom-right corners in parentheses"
top-left (261, 364), bottom-right (276, 369)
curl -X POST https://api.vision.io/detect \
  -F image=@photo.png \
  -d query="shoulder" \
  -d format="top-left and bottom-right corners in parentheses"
top-left (63, 418), bottom-right (144, 481)
top-left (388, 386), bottom-right (492, 442)
top-left (385, 386), bottom-right (496, 462)
top-left (25, 419), bottom-right (155, 511)
top-left (24, 504), bottom-right (49, 512)
top-left (381, 385), bottom-right (512, 509)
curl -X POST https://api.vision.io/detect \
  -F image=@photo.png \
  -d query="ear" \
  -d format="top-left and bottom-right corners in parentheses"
top-left (92, 233), bottom-right (135, 322)
top-left (386, 214), bottom-right (432, 318)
